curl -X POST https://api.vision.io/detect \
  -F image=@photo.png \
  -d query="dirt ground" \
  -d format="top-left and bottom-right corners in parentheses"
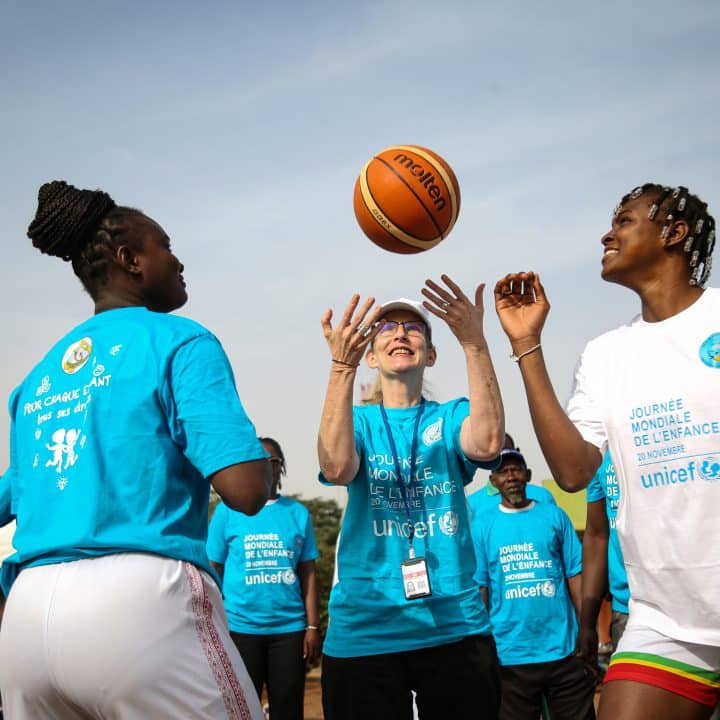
top-left (295, 667), bottom-right (601, 719)
top-left (303, 668), bottom-right (323, 720)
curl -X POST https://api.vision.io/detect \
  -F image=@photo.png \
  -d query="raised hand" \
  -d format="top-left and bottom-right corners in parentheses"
top-left (494, 271), bottom-right (550, 345)
top-left (321, 294), bottom-right (384, 369)
top-left (421, 274), bottom-right (488, 349)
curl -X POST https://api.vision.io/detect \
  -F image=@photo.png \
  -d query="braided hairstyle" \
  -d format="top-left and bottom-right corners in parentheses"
top-left (27, 180), bottom-right (143, 297)
top-left (616, 184), bottom-right (716, 287)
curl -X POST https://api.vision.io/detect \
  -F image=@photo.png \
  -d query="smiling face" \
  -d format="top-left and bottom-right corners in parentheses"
top-left (131, 214), bottom-right (188, 313)
top-left (600, 192), bottom-right (694, 290)
top-left (366, 309), bottom-right (436, 376)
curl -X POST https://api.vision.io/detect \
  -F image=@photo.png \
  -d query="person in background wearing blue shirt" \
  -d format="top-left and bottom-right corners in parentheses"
top-left (208, 436), bottom-right (321, 720)
top-left (0, 181), bottom-right (272, 720)
top-left (577, 451), bottom-right (630, 675)
top-left (473, 448), bottom-right (596, 720)
top-left (467, 432), bottom-right (556, 516)
top-left (318, 276), bottom-right (504, 720)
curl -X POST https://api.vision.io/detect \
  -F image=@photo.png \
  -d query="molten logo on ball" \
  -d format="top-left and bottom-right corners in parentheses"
top-left (353, 144), bottom-right (461, 254)
top-left (392, 153), bottom-right (447, 211)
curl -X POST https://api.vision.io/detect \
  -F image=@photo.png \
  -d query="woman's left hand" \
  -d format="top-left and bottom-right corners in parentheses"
top-left (422, 274), bottom-right (488, 349)
top-left (303, 627), bottom-right (322, 666)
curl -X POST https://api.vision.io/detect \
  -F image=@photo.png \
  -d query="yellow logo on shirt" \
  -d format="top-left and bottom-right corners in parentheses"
top-left (61, 337), bottom-right (92, 374)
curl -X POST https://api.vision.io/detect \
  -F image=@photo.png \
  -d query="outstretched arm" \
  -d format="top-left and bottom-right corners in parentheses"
top-left (422, 275), bottom-right (504, 461)
top-left (318, 295), bottom-right (384, 485)
top-left (494, 272), bottom-right (602, 490)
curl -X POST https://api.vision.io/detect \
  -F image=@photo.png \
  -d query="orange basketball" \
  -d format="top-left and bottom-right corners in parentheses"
top-left (353, 145), bottom-right (461, 254)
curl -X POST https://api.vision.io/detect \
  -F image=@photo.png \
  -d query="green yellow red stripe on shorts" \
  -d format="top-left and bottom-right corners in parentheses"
top-left (606, 651), bottom-right (720, 707)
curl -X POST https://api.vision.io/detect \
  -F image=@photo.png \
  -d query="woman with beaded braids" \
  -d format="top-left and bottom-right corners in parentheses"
top-left (0, 181), bottom-right (272, 719)
top-left (494, 184), bottom-right (719, 720)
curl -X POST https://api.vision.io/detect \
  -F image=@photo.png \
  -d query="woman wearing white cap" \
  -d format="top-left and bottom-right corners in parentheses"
top-left (318, 274), bottom-right (505, 720)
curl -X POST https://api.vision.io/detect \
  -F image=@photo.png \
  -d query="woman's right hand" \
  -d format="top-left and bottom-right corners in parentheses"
top-left (321, 294), bottom-right (384, 369)
top-left (494, 271), bottom-right (550, 346)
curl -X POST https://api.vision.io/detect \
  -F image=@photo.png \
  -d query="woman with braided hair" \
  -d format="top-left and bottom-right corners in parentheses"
top-left (0, 181), bottom-right (272, 719)
top-left (494, 184), bottom-right (719, 720)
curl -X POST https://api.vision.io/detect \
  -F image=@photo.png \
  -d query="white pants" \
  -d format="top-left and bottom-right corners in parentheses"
top-left (0, 553), bottom-right (264, 719)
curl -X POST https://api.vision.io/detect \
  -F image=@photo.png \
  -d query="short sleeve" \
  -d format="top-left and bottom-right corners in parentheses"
top-left (471, 519), bottom-right (490, 587)
top-left (2, 389), bottom-right (21, 524)
top-left (558, 508), bottom-right (583, 578)
top-left (298, 507), bottom-right (319, 563)
top-left (566, 342), bottom-right (607, 452)
top-left (319, 406), bottom-right (365, 487)
top-left (206, 502), bottom-right (229, 564)
top-left (164, 334), bottom-right (267, 478)
top-left (0, 473), bottom-right (13, 527)
top-left (586, 473), bottom-right (605, 504)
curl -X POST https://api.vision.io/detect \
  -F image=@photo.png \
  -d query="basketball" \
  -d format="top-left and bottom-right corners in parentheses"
top-left (353, 145), bottom-right (461, 254)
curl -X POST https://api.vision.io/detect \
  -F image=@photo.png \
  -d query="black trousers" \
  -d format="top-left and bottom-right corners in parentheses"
top-left (231, 630), bottom-right (306, 720)
top-left (322, 634), bottom-right (501, 720)
top-left (499, 654), bottom-right (596, 720)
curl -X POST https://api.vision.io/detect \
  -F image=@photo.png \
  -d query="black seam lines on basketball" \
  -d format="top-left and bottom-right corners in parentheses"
top-left (360, 172), bottom-right (401, 246)
top-left (374, 156), bottom-right (444, 241)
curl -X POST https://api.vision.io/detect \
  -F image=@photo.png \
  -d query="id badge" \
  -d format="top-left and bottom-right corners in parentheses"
top-left (401, 556), bottom-right (432, 600)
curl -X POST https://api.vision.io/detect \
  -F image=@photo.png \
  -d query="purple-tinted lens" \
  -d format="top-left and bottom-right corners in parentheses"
top-left (403, 321), bottom-right (427, 335)
top-left (377, 320), bottom-right (427, 335)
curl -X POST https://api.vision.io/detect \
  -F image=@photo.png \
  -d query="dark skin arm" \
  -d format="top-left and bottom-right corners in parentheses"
top-left (494, 272), bottom-right (602, 490)
top-left (210, 459), bottom-right (272, 515)
top-left (210, 560), bottom-right (224, 582)
top-left (577, 500), bottom-right (610, 666)
top-left (298, 560), bottom-right (321, 665)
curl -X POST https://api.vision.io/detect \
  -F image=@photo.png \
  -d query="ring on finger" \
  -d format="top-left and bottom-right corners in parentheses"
top-left (442, 300), bottom-right (450, 308)
top-left (357, 323), bottom-right (367, 335)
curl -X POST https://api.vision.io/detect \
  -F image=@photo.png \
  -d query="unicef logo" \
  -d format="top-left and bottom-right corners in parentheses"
top-left (438, 511), bottom-right (458, 536)
top-left (541, 580), bottom-right (556, 598)
top-left (422, 419), bottom-right (443, 446)
top-left (281, 570), bottom-right (296, 585)
top-left (698, 456), bottom-right (720, 482)
top-left (699, 333), bottom-right (720, 368)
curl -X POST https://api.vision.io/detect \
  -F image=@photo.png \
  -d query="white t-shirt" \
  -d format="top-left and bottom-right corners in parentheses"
top-left (567, 288), bottom-right (720, 646)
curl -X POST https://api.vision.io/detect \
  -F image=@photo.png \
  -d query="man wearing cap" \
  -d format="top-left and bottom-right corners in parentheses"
top-left (467, 434), bottom-right (556, 517)
top-left (318, 277), bottom-right (504, 720)
top-left (472, 449), bottom-right (596, 720)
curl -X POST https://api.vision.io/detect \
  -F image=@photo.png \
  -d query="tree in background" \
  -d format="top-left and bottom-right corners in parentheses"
top-left (288, 494), bottom-right (342, 632)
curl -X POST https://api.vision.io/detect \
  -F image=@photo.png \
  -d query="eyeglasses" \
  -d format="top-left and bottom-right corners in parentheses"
top-left (376, 320), bottom-right (428, 337)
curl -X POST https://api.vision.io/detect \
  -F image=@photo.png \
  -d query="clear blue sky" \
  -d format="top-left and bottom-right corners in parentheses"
top-left (1, 0), bottom-right (718, 504)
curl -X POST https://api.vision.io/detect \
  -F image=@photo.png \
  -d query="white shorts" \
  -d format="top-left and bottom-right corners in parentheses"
top-left (607, 621), bottom-right (720, 708)
top-left (0, 553), bottom-right (264, 719)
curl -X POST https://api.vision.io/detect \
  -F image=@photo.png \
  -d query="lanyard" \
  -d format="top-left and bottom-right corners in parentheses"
top-left (379, 399), bottom-right (424, 553)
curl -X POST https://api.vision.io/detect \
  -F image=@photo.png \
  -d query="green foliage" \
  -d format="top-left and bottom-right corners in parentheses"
top-left (288, 494), bottom-right (343, 632)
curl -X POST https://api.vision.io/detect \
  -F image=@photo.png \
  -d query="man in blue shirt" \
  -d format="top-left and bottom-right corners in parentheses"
top-left (473, 448), bottom-right (596, 720)
top-left (467, 433), bottom-right (556, 516)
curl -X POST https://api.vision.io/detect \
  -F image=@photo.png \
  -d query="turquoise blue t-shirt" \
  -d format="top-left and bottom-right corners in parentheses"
top-left (586, 452), bottom-right (629, 614)
top-left (322, 399), bottom-right (498, 658)
top-left (0, 474), bottom-right (12, 527)
top-left (1, 307), bottom-right (266, 595)
top-left (467, 482), bottom-right (556, 519)
top-left (207, 496), bottom-right (319, 634)
top-left (473, 501), bottom-right (582, 665)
